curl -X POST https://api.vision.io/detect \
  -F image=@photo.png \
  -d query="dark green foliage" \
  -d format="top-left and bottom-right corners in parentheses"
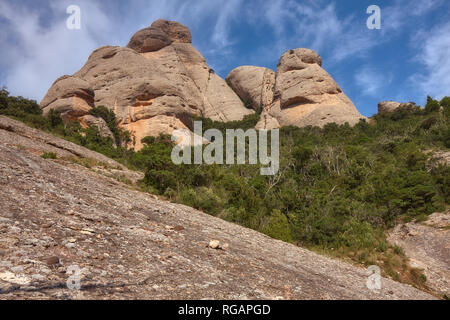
top-left (0, 88), bottom-right (8, 110)
top-left (292, 146), bottom-right (313, 169)
top-left (262, 209), bottom-right (293, 242)
top-left (197, 113), bottom-right (260, 133)
top-left (441, 97), bottom-right (450, 118)
top-left (88, 106), bottom-right (125, 146)
top-left (141, 136), bottom-right (156, 146)
top-left (144, 170), bottom-right (177, 193)
top-left (425, 96), bottom-right (441, 114)
top-left (0, 88), bottom-right (42, 117)
top-left (440, 97), bottom-right (450, 108)
top-left (88, 105), bottom-right (115, 123)
top-left (47, 109), bottom-right (63, 128)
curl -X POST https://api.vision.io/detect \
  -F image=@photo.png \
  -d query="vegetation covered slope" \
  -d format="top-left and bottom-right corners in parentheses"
top-left (1, 88), bottom-right (449, 292)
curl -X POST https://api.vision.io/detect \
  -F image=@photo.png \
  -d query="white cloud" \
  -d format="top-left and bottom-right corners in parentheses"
top-left (210, 0), bottom-right (243, 49)
top-left (355, 67), bottom-right (393, 97)
top-left (244, 0), bottom-right (385, 64)
top-left (0, 0), bottom-right (112, 101)
top-left (382, 0), bottom-right (444, 33)
top-left (253, 0), bottom-right (446, 64)
top-left (410, 0), bottom-right (444, 16)
top-left (411, 21), bottom-right (450, 99)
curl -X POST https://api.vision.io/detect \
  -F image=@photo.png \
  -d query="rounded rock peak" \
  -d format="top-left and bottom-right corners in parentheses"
top-left (151, 19), bottom-right (192, 43)
top-left (286, 48), bottom-right (322, 66)
top-left (127, 19), bottom-right (191, 53)
top-left (277, 48), bottom-right (322, 73)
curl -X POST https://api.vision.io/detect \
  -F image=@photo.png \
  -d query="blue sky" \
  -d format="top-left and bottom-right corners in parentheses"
top-left (0, 0), bottom-right (449, 117)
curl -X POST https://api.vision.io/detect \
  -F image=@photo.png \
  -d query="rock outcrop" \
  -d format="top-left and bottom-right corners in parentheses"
top-left (127, 19), bottom-right (192, 53)
top-left (227, 48), bottom-right (365, 129)
top-left (41, 20), bottom-right (253, 150)
top-left (378, 101), bottom-right (416, 113)
top-left (0, 119), bottom-right (435, 299)
top-left (226, 66), bottom-right (276, 112)
top-left (388, 211), bottom-right (450, 297)
top-left (78, 115), bottom-right (115, 142)
top-left (0, 115), bottom-right (143, 183)
top-left (41, 75), bottom-right (95, 121)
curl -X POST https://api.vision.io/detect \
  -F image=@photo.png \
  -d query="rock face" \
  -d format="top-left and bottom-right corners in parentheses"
top-left (41, 76), bottom-right (94, 121)
top-left (0, 119), bottom-right (436, 299)
top-left (388, 211), bottom-right (450, 297)
top-left (227, 48), bottom-right (365, 129)
top-left (226, 66), bottom-right (276, 112)
top-left (378, 101), bottom-right (416, 113)
top-left (0, 115), bottom-right (143, 183)
top-left (41, 20), bottom-right (253, 150)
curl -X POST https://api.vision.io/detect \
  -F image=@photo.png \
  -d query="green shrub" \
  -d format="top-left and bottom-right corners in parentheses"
top-left (262, 209), bottom-right (293, 242)
top-left (144, 169), bottom-right (177, 193)
top-left (441, 97), bottom-right (450, 118)
top-left (0, 88), bottom-right (8, 110)
top-left (179, 187), bottom-right (224, 215)
top-left (41, 152), bottom-right (57, 159)
top-left (47, 109), bottom-right (63, 128)
top-left (425, 96), bottom-right (440, 114)
top-left (0, 89), bottom-right (42, 117)
top-left (89, 106), bottom-right (126, 146)
top-left (141, 136), bottom-right (156, 146)
top-left (440, 96), bottom-right (450, 108)
top-left (292, 146), bottom-right (313, 169)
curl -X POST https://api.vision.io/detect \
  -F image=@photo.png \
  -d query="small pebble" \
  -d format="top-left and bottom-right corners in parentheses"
top-left (209, 240), bottom-right (220, 249)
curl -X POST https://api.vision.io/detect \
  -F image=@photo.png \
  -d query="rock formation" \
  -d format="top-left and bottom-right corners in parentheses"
top-left (42, 20), bottom-right (367, 147)
top-left (41, 20), bottom-right (253, 150)
top-left (226, 66), bottom-right (276, 113)
top-left (378, 101), bottom-right (416, 113)
top-left (40, 75), bottom-right (95, 121)
top-left (227, 48), bottom-right (365, 129)
top-left (78, 115), bottom-right (115, 142)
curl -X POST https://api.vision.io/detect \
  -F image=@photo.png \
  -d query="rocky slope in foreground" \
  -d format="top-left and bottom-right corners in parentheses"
top-left (0, 117), bottom-right (433, 299)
